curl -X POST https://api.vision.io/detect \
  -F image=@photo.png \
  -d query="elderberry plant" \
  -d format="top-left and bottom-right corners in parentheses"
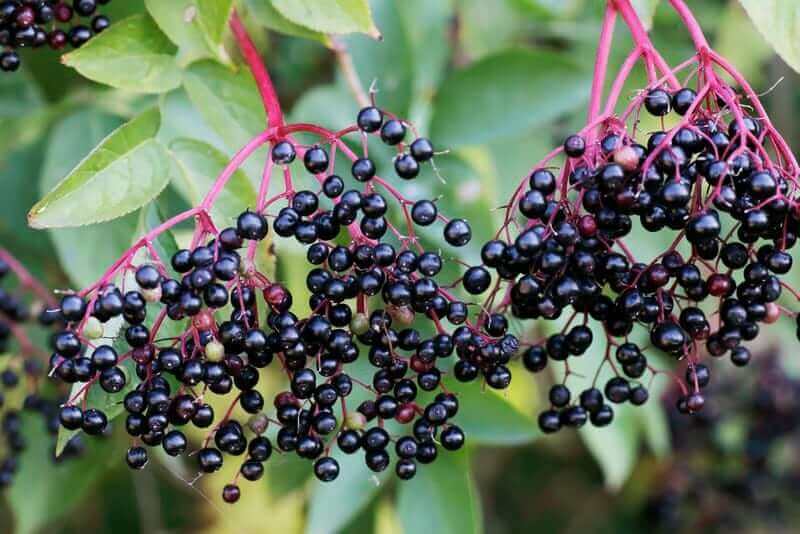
top-left (5, 0), bottom-right (800, 521)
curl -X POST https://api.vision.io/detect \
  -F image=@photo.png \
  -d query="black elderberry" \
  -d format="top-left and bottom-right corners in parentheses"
top-left (357, 106), bottom-right (383, 132)
top-left (563, 134), bottom-right (586, 158)
top-left (237, 211), bottom-right (269, 241)
top-left (443, 219), bottom-right (471, 247)
top-left (644, 88), bottom-right (671, 116)
top-left (410, 138), bottom-right (434, 162)
top-left (304, 146), bottom-right (329, 174)
top-left (394, 153), bottom-right (420, 179)
top-left (380, 119), bottom-right (406, 145)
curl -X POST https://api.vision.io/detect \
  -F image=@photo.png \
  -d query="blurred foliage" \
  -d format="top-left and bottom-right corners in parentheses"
top-left (0, 0), bottom-right (799, 532)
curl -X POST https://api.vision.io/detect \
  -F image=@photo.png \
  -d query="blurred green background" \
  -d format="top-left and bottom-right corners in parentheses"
top-left (2, 0), bottom-right (800, 532)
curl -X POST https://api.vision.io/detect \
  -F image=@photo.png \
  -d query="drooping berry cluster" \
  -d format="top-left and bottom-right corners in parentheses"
top-left (49, 93), bottom-right (501, 502)
top-left (0, 0), bottom-right (112, 72)
top-left (0, 250), bottom-right (81, 488)
top-left (473, 1), bottom-right (800, 435)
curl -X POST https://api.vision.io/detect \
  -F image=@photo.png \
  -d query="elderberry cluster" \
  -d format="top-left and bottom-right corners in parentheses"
top-left (0, 0), bottom-right (112, 72)
top-left (51, 103), bottom-right (498, 502)
top-left (0, 255), bottom-right (81, 488)
top-left (476, 83), bottom-right (800, 434)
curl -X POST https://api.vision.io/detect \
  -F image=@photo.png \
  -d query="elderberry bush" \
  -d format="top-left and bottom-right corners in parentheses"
top-left (0, 251), bottom-right (81, 488)
top-left (0, 0), bottom-right (113, 72)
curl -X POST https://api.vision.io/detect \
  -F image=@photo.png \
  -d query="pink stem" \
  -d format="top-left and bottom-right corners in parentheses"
top-left (229, 11), bottom-right (284, 128)
top-left (613, 0), bottom-right (680, 90)
top-left (602, 46), bottom-right (642, 116)
top-left (200, 130), bottom-right (273, 210)
top-left (587, 4), bottom-right (618, 134)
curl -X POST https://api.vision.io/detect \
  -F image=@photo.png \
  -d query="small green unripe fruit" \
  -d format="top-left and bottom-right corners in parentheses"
top-left (345, 411), bottom-right (366, 430)
top-left (350, 313), bottom-right (369, 336)
top-left (205, 340), bottom-right (225, 362)
top-left (83, 316), bottom-right (104, 340)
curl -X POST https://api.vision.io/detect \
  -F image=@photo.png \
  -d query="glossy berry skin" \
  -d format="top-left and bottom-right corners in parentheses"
top-left (304, 146), bottom-right (329, 174)
top-left (237, 211), bottom-right (269, 241)
top-left (644, 88), bottom-right (671, 116)
top-left (380, 119), bottom-right (406, 145)
top-left (0, 51), bottom-right (19, 72)
top-left (410, 138), bottom-right (434, 161)
top-left (74, 0), bottom-right (98, 17)
top-left (313, 457), bottom-right (340, 482)
top-left (672, 87), bottom-right (697, 115)
top-left (394, 154), bottom-right (419, 179)
top-left (563, 134), bottom-right (586, 158)
top-left (538, 410), bottom-right (561, 433)
top-left (443, 219), bottom-right (471, 247)
top-left (357, 106), bottom-right (383, 132)
top-left (126, 447), bottom-right (148, 469)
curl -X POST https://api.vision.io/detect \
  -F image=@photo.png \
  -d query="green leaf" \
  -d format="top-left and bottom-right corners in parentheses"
top-left (430, 48), bottom-right (590, 147)
top-left (195, 0), bottom-right (235, 50)
top-left (244, 0), bottom-right (328, 42)
top-left (182, 61), bottom-right (267, 150)
top-left (39, 108), bottom-right (139, 288)
top-left (631, 0), bottom-right (659, 30)
top-left (738, 0), bottom-right (800, 73)
top-left (62, 14), bottom-right (182, 93)
top-left (168, 137), bottom-right (257, 226)
top-left (145, 0), bottom-right (225, 66)
top-left (444, 378), bottom-right (538, 446)
top-left (306, 449), bottom-right (390, 534)
top-left (29, 107), bottom-right (175, 229)
top-left (271, 0), bottom-right (380, 37)
top-left (9, 414), bottom-right (111, 534)
top-left (396, 450), bottom-right (483, 534)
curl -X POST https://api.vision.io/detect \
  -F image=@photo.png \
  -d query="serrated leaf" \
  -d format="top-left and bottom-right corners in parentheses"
top-left (271, 0), bottom-right (380, 37)
top-left (9, 414), bottom-right (111, 534)
top-left (430, 48), bottom-right (590, 147)
top-left (443, 377), bottom-right (538, 445)
top-left (62, 14), bottom-right (181, 93)
top-left (306, 449), bottom-right (390, 534)
top-left (396, 449), bottom-right (483, 534)
top-left (39, 109), bottom-right (139, 288)
top-left (182, 61), bottom-right (267, 150)
top-left (738, 0), bottom-right (800, 73)
top-left (245, 0), bottom-right (328, 42)
top-left (145, 0), bottom-right (223, 66)
top-left (168, 137), bottom-right (257, 226)
top-left (29, 107), bottom-right (175, 229)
